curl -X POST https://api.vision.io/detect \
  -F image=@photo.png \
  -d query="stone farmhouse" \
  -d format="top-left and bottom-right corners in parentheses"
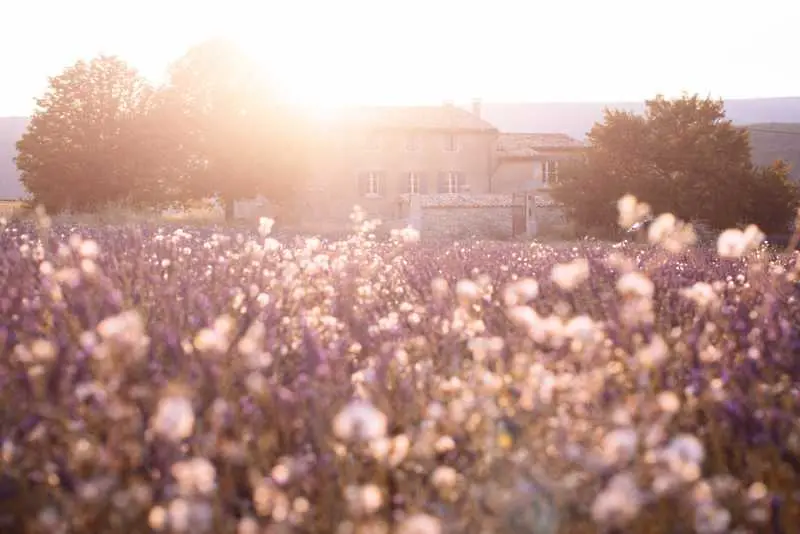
top-left (238, 101), bottom-right (586, 238)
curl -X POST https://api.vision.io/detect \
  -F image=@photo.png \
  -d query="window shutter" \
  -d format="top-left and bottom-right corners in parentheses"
top-left (457, 172), bottom-right (468, 192)
top-left (358, 172), bottom-right (368, 196)
top-left (377, 172), bottom-right (385, 195)
top-left (418, 172), bottom-right (428, 194)
top-left (437, 172), bottom-right (448, 193)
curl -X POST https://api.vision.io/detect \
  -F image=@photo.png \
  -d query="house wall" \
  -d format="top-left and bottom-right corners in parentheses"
top-left (492, 150), bottom-right (584, 193)
top-left (492, 159), bottom-right (546, 193)
top-left (307, 129), bottom-right (498, 222)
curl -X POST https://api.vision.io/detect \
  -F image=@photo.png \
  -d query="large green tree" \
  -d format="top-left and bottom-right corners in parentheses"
top-left (15, 56), bottom-right (154, 212)
top-left (152, 39), bottom-right (310, 220)
top-left (552, 94), bottom-right (799, 234)
top-left (744, 159), bottom-right (800, 234)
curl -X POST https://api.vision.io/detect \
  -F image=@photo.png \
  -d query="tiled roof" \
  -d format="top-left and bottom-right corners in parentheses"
top-left (497, 133), bottom-right (586, 158)
top-left (325, 105), bottom-right (498, 132)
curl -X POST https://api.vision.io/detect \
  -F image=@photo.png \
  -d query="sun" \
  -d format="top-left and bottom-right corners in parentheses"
top-left (223, 5), bottom-right (454, 117)
top-left (226, 24), bottom-right (376, 118)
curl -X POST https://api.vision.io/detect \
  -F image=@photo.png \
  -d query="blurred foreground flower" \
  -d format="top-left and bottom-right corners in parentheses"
top-left (680, 282), bottom-right (718, 309)
top-left (550, 258), bottom-right (590, 291)
top-left (617, 194), bottom-right (652, 229)
top-left (591, 472), bottom-right (643, 527)
top-left (395, 513), bottom-right (442, 534)
top-left (152, 395), bottom-right (195, 442)
top-left (391, 226), bottom-right (421, 243)
top-left (647, 213), bottom-right (697, 253)
top-left (172, 458), bottom-right (217, 497)
top-left (502, 277), bottom-right (539, 307)
top-left (332, 400), bottom-right (388, 442)
top-left (717, 224), bottom-right (765, 258)
top-left (617, 272), bottom-right (654, 300)
top-left (96, 309), bottom-right (150, 360)
top-left (258, 216), bottom-right (275, 237)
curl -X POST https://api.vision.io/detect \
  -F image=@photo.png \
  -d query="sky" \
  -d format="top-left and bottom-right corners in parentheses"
top-left (1, 0), bottom-right (799, 116)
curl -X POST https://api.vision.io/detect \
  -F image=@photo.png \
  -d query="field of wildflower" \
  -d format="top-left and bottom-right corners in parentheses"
top-left (1, 199), bottom-right (800, 534)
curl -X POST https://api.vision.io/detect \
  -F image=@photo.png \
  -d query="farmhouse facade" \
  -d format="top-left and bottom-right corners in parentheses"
top-left (238, 101), bottom-right (586, 238)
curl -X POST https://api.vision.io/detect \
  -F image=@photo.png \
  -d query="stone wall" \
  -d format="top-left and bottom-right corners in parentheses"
top-left (531, 194), bottom-right (567, 234)
top-left (422, 206), bottom-right (513, 239)
top-left (234, 196), bottom-right (273, 220)
top-left (403, 194), bottom-right (514, 240)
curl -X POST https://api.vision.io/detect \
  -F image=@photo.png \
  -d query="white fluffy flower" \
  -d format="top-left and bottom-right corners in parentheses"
top-left (635, 335), bottom-right (670, 368)
top-left (617, 194), bottom-right (651, 229)
top-left (152, 395), bottom-right (195, 442)
top-left (344, 483), bottom-right (383, 516)
top-left (400, 226), bottom-right (420, 243)
top-left (550, 258), bottom-right (590, 291)
top-left (563, 315), bottom-right (599, 343)
top-left (455, 279), bottom-right (481, 304)
top-left (648, 213), bottom-right (697, 252)
top-left (78, 239), bottom-right (100, 259)
top-left (396, 514), bottom-right (442, 534)
top-left (617, 272), bottom-right (655, 299)
top-left (665, 434), bottom-right (705, 465)
top-left (332, 400), bottom-right (388, 442)
top-left (258, 217), bottom-right (274, 237)
top-left (502, 277), bottom-right (539, 307)
top-left (591, 472), bottom-right (643, 526)
top-left (717, 224), bottom-right (765, 258)
top-left (601, 427), bottom-right (639, 464)
top-left (171, 458), bottom-right (217, 496)
top-left (680, 282), bottom-right (717, 308)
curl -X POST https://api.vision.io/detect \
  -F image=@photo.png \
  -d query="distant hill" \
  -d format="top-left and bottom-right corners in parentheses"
top-left (480, 97), bottom-right (800, 139)
top-left (2, 97), bottom-right (800, 198)
top-left (747, 123), bottom-right (800, 180)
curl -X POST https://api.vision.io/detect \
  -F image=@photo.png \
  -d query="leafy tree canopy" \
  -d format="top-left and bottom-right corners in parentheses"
top-left (151, 38), bottom-right (311, 219)
top-left (15, 56), bottom-right (153, 212)
top-left (552, 94), bottom-right (799, 235)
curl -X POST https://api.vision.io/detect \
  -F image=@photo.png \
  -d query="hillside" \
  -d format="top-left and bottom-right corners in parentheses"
top-left (479, 98), bottom-right (800, 181)
top-left (480, 97), bottom-right (800, 139)
top-left (747, 123), bottom-right (800, 179)
top-left (2, 98), bottom-right (800, 198)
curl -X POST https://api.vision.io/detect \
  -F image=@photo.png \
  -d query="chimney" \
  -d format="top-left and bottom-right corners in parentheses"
top-left (471, 98), bottom-right (482, 118)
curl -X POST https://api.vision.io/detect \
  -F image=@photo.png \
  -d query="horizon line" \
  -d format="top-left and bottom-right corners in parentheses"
top-left (3, 94), bottom-right (800, 119)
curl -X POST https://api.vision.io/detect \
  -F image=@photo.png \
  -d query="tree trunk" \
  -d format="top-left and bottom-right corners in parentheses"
top-left (223, 196), bottom-right (235, 222)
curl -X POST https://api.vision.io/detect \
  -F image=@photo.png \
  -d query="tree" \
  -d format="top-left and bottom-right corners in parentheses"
top-left (551, 94), bottom-right (799, 234)
top-left (152, 39), bottom-right (310, 220)
top-left (15, 56), bottom-right (153, 212)
top-left (744, 160), bottom-right (799, 234)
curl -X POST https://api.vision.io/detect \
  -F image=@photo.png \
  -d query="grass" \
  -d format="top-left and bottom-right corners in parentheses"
top-left (0, 199), bottom-right (24, 218)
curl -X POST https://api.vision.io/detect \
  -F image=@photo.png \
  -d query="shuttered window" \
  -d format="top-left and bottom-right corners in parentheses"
top-left (543, 160), bottom-right (559, 184)
top-left (358, 171), bottom-right (384, 196)
top-left (408, 172), bottom-right (420, 194)
top-left (444, 133), bottom-right (457, 152)
top-left (437, 172), bottom-right (467, 193)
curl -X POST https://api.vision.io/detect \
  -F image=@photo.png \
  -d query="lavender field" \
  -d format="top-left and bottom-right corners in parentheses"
top-left (1, 203), bottom-right (800, 534)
